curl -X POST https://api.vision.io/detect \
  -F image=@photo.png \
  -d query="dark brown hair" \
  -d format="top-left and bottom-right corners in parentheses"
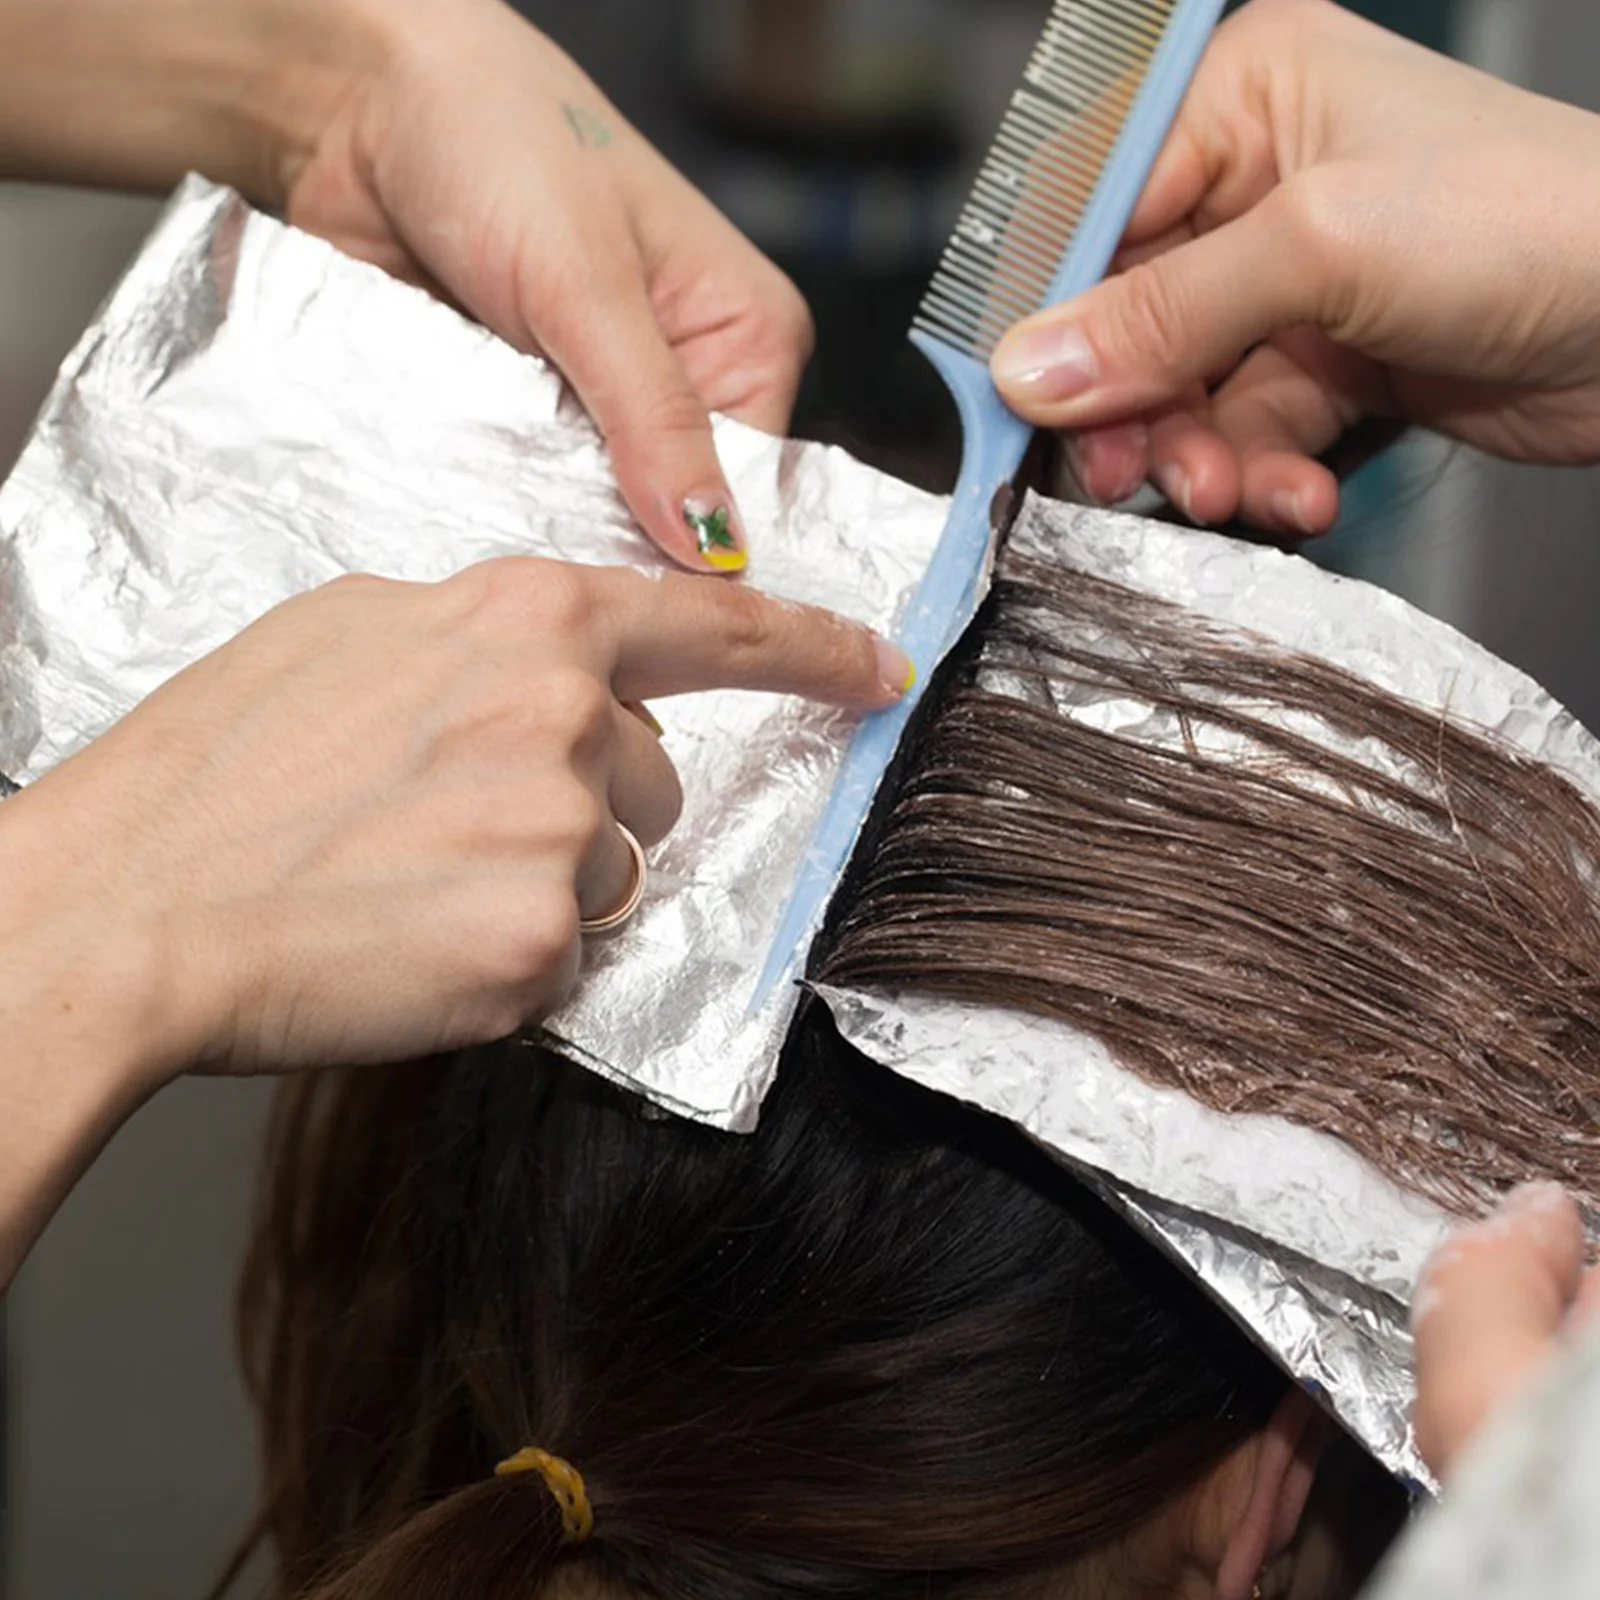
top-left (222, 546), bottom-right (1568, 1597)
top-left (222, 1009), bottom-right (1379, 1600)
top-left (818, 553), bottom-right (1600, 1218)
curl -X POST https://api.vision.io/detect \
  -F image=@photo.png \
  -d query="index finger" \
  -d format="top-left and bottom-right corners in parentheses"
top-left (1411, 1184), bottom-right (1586, 1479)
top-left (597, 569), bottom-right (915, 709)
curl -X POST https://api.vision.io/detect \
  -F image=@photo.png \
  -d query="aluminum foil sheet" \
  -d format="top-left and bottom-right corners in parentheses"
top-left (8, 178), bottom-right (1595, 1492)
top-left (0, 177), bottom-right (947, 1128)
top-left (823, 494), bottom-right (1600, 1489)
top-left (826, 499), bottom-right (1600, 1298)
top-left (1117, 1186), bottom-right (1427, 1488)
top-left (824, 978), bottom-right (1437, 1486)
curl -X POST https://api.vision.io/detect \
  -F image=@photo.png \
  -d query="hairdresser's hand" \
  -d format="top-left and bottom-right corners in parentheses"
top-left (0, 558), bottom-right (910, 1284)
top-left (1411, 1184), bottom-right (1600, 1478)
top-left (281, 0), bottom-right (806, 571)
top-left (0, 560), bottom-right (910, 1086)
top-left (0, 0), bottom-right (808, 573)
top-left (989, 0), bottom-right (1600, 535)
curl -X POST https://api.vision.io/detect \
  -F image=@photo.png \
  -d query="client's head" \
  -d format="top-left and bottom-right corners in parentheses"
top-left (227, 1003), bottom-right (1402, 1600)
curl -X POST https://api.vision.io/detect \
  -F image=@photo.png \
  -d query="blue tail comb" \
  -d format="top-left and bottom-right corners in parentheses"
top-left (752, 0), bottom-right (1227, 1012)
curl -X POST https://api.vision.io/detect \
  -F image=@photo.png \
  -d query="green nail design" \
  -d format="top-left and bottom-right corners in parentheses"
top-left (686, 505), bottom-right (737, 554)
top-left (685, 505), bottom-right (745, 570)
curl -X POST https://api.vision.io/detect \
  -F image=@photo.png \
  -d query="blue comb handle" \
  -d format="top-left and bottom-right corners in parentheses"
top-left (751, 0), bottom-right (1228, 1013)
top-left (748, 350), bottom-right (1030, 1013)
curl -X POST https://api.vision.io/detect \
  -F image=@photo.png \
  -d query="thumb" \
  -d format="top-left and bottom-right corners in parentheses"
top-left (1411, 1183), bottom-right (1585, 1480)
top-left (989, 188), bottom-right (1322, 430)
top-left (538, 264), bottom-right (749, 576)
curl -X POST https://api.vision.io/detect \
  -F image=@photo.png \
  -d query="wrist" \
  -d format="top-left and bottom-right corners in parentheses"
top-left (0, 0), bottom-right (390, 207)
top-left (0, 881), bottom-right (172, 1285)
top-left (0, 789), bottom-right (200, 1100)
top-left (0, 799), bottom-right (182, 1286)
top-left (235, 0), bottom-right (402, 210)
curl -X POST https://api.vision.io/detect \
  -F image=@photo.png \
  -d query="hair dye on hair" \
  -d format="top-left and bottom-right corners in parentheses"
top-left (817, 554), bottom-right (1600, 1218)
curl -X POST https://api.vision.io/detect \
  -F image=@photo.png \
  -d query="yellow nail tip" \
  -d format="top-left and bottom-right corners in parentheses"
top-left (901, 661), bottom-right (918, 695)
top-left (702, 548), bottom-right (748, 573)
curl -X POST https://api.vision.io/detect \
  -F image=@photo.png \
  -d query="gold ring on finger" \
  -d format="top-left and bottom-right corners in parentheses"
top-left (579, 823), bottom-right (648, 938)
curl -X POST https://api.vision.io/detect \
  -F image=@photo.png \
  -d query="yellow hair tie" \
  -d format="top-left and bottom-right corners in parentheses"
top-left (494, 1447), bottom-right (595, 1544)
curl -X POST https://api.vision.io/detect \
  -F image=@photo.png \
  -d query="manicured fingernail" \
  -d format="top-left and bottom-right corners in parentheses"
top-left (1156, 463), bottom-right (1195, 522)
top-left (1270, 489), bottom-right (1316, 536)
top-left (875, 637), bottom-right (916, 700)
top-left (992, 321), bottom-right (1100, 403)
top-left (684, 497), bottom-right (747, 574)
top-left (623, 700), bottom-right (666, 738)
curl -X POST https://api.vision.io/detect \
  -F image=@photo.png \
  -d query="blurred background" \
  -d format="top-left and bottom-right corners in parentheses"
top-left (3, 1), bottom-right (1598, 1594)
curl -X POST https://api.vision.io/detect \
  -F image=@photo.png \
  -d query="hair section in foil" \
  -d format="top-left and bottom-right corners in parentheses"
top-left (817, 555), bottom-right (1600, 1218)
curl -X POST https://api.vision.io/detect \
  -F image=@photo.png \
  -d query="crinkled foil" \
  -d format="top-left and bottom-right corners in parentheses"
top-left (9, 180), bottom-right (1596, 1491)
top-left (823, 496), bottom-right (1600, 1490)
top-left (0, 177), bottom-right (946, 1129)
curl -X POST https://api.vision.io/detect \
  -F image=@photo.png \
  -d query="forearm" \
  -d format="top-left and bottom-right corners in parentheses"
top-left (0, 0), bottom-right (382, 205)
top-left (0, 792), bottom-right (178, 1290)
top-left (0, 987), bottom-right (155, 1291)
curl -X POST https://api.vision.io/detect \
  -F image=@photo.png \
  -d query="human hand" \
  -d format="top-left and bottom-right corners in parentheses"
top-left (0, 560), bottom-right (912, 1088)
top-left (988, 0), bottom-right (1600, 535)
top-left (280, 0), bottom-right (808, 573)
top-left (0, 0), bottom-right (806, 569)
top-left (1412, 1184), bottom-right (1600, 1479)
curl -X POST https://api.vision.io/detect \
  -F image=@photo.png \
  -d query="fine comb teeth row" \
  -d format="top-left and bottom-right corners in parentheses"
top-left (914, 0), bottom-right (1179, 361)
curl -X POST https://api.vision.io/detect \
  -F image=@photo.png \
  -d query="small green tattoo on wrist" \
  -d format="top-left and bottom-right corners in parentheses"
top-left (563, 103), bottom-right (614, 149)
top-left (685, 504), bottom-right (745, 572)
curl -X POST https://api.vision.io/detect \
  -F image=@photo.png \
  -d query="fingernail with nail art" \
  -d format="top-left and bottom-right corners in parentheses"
top-left (684, 499), bottom-right (747, 574)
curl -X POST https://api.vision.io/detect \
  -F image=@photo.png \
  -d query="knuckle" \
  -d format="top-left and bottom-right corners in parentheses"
top-left (655, 766), bottom-right (687, 838)
top-left (509, 892), bottom-right (583, 987)
top-left (777, 281), bottom-right (816, 365)
top-left (542, 778), bottom-right (608, 857)
top-left (473, 881), bottom-right (581, 999)
top-left (1267, 176), bottom-right (1365, 332)
top-left (711, 583), bottom-right (779, 664)
top-left (540, 667), bottom-right (616, 755)
top-left (1115, 259), bottom-right (1196, 375)
top-left (1272, 171), bottom-right (1359, 270)
top-left (629, 759), bottom-right (686, 850)
top-left (1273, 174), bottom-right (1338, 256)
top-left (319, 571), bottom-right (390, 600)
top-left (642, 796), bottom-right (684, 851)
top-left (610, 380), bottom-right (711, 446)
top-left (453, 557), bottom-right (601, 640)
top-left (1242, 0), bottom-right (1321, 39)
top-left (755, 270), bottom-right (816, 368)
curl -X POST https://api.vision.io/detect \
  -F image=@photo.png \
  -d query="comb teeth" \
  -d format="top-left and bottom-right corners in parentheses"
top-left (915, 0), bottom-right (1178, 360)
